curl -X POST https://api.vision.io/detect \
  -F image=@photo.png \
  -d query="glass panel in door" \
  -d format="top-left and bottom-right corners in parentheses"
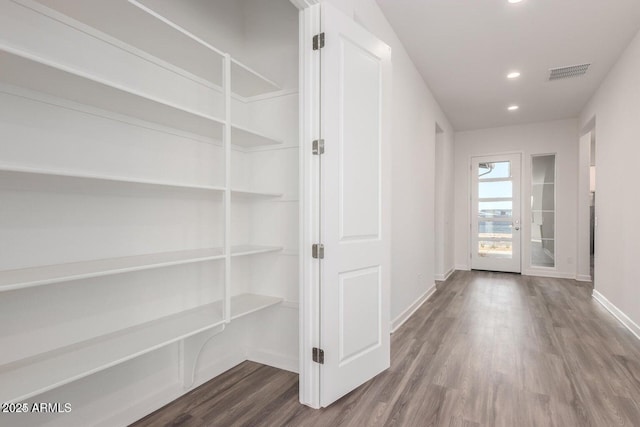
top-left (471, 155), bottom-right (521, 273)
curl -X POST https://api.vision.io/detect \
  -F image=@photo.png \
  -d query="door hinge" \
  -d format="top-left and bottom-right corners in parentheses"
top-left (312, 139), bottom-right (325, 155)
top-left (312, 243), bottom-right (324, 259)
top-left (312, 347), bottom-right (325, 364)
top-left (313, 32), bottom-right (325, 50)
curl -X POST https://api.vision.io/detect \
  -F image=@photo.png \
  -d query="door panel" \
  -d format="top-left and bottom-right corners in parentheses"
top-left (339, 266), bottom-right (381, 362)
top-left (471, 154), bottom-right (521, 272)
top-left (320, 2), bottom-right (391, 407)
top-left (340, 37), bottom-right (380, 240)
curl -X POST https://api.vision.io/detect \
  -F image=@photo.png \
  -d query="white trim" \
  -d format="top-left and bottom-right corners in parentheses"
top-left (248, 350), bottom-right (299, 374)
top-left (94, 383), bottom-right (182, 427)
top-left (434, 267), bottom-right (455, 282)
top-left (593, 290), bottom-right (640, 341)
top-left (298, 3), bottom-right (321, 409)
top-left (522, 269), bottom-right (576, 279)
top-left (95, 351), bottom-right (248, 426)
top-left (576, 274), bottom-right (592, 282)
top-left (390, 284), bottom-right (437, 333)
top-left (189, 350), bottom-right (248, 389)
top-left (455, 264), bottom-right (470, 271)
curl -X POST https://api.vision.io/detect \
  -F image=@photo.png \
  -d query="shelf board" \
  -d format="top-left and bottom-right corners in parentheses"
top-left (0, 301), bottom-right (224, 403)
top-left (231, 124), bottom-right (283, 148)
top-left (128, 1), bottom-right (281, 98)
top-left (231, 189), bottom-right (283, 199)
top-left (0, 248), bottom-right (224, 293)
top-left (230, 293), bottom-right (283, 320)
top-left (0, 45), bottom-right (225, 139)
top-left (231, 245), bottom-right (283, 257)
top-left (231, 59), bottom-right (281, 98)
top-left (0, 164), bottom-right (225, 193)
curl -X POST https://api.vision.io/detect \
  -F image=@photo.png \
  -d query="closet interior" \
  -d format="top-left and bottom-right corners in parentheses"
top-left (0, 0), bottom-right (300, 424)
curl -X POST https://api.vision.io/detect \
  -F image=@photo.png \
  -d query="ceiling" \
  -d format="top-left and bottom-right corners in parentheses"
top-left (375, 0), bottom-right (640, 131)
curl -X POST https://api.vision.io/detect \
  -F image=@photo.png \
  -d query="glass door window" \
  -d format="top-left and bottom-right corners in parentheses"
top-left (471, 155), bottom-right (521, 273)
top-left (531, 155), bottom-right (556, 268)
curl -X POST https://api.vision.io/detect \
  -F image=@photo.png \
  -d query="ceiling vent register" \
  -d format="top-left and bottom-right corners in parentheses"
top-left (548, 63), bottom-right (591, 80)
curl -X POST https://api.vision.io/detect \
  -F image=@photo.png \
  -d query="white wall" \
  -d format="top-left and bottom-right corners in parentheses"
top-left (454, 119), bottom-right (579, 278)
top-left (323, 0), bottom-right (455, 323)
top-left (580, 27), bottom-right (640, 331)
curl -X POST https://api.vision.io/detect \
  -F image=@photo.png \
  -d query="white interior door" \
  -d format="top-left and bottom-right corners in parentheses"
top-left (319, 2), bottom-right (392, 407)
top-left (471, 154), bottom-right (522, 273)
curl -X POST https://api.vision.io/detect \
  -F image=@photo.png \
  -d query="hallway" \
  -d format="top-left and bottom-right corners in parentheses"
top-left (133, 271), bottom-right (640, 426)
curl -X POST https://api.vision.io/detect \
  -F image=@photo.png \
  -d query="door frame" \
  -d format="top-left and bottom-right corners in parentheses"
top-left (295, 0), bottom-right (321, 409)
top-left (467, 151), bottom-right (524, 273)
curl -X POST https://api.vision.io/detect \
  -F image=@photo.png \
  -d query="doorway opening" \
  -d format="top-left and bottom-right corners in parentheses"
top-left (578, 128), bottom-right (595, 283)
top-left (590, 133), bottom-right (596, 281)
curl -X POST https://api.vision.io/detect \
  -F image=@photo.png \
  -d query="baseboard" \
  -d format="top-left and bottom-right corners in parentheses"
top-left (434, 267), bottom-right (455, 282)
top-left (455, 264), bottom-right (470, 271)
top-left (95, 383), bottom-right (182, 427)
top-left (96, 350), bottom-right (246, 427)
top-left (97, 348), bottom-right (293, 426)
top-left (247, 349), bottom-right (298, 374)
top-left (390, 284), bottom-right (437, 334)
top-left (576, 274), bottom-right (592, 282)
top-left (522, 269), bottom-right (576, 279)
top-left (593, 290), bottom-right (640, 341)
top-left (192, 350), bottom-right (248, 389)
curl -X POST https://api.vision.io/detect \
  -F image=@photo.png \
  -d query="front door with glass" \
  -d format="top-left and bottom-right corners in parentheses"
top-left (471, 154), bottom-right (521, 273)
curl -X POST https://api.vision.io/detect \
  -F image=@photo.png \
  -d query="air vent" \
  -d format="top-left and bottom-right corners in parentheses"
top-left (548, 63), bottom-right (590, 81)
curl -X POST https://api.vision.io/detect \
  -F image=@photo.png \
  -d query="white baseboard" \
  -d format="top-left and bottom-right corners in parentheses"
top-left (593, 290), bottom-right (640, 341)
top-left (391, 284), bottom-right (437, 334)
top-left (522, 269), bottom-right (576, 279)
top-left (576, 274), bottom-right (592, 282)
top-left (455, 264), bottom-right (470, 271)
top-left (192, 350), bottom-right (248, 389)
top-left (95, 383), bottom-right (182, 427)
top-left (434, 267), bottom-right (455, 282)
top-left (247, 349), bottom-right (298, 374)
top-left (96, 348), bottom-right (294, 427)
top-left (96, 351), bottom-right (248, 427)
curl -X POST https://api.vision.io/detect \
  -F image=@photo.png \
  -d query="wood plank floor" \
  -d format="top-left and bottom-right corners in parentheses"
top-left (132, 271), bottom-right (640, 426)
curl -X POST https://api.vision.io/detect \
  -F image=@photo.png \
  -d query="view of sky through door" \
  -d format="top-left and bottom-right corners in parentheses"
top-left (478, 161), bottom-right (513, 258)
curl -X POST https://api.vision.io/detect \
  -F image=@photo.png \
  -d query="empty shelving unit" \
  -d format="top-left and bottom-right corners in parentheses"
top-left (0, 0), bottom-right (300, 425)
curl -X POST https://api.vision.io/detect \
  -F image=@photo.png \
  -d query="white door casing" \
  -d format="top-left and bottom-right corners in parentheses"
top-left (471, 154), bottom-right (522, 273)
top-left (319, 2), bottom-right (392, 407)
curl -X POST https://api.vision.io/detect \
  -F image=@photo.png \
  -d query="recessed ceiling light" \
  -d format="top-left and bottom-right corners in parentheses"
top-left (508, 105), bottom-right (519, 111)
top-left (508, 0), bottom-right (523, 3)
top-left (507, 71), bottom-right (521, 79)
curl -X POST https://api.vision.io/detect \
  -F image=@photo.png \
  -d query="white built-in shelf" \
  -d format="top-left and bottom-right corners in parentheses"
top-left (230, 293), bottom-right (283, 320)
top-left (0, 45), bottom-right (225, 139)
top-left (0, 301), bottom-right (225, 403)
top-left (231, 245), bottom-right (283, 257)
top-left (0, 292), bottom-right (282, 403)
top-left (0, 248), bottom-right (224, 293)
top-left (126, 0), bottom-right (281, 99)
top-left (0, 165), bottom-right (225, 193)
top-left (230, 59), bottom-right (281, 98)
top-left (231, 124), bottom-right (283, 148)
top-left (231, 189), bottom-right (283, 199)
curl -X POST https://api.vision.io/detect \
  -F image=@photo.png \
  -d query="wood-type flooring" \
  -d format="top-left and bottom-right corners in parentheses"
top-left (132, 271), bottom-right (640, 426)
